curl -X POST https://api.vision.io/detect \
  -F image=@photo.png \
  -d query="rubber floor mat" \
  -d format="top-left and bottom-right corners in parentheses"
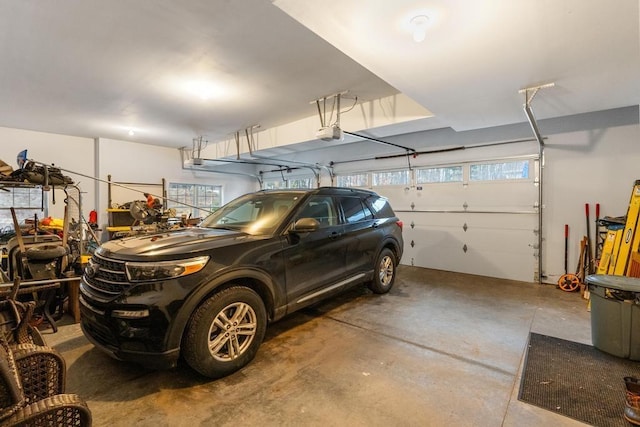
top-left (519, 333), bottom-right (640, 426)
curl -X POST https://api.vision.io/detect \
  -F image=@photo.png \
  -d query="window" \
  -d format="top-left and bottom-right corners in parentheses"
top-left (288, 178), bottom-right (313, 189)
top-left (469, 160), bottom-right (530, 181)
top-left (167, 183), bottom-right (222, 219)
top-left (339, 197), bottom-right (373, 223)
top-left (372, 170), bottom-right (410, 186)
top-left (365, 196), bottom-right (395, 218)
top-left (200, 192), bottom-right (301, 235)
top-left (295, 196), bottom-right (337, 228)
top-left (263, 178), bottom-right (313, 189)
top-left (337, 174), bottom-right (368, 188)
top-left (263, 181), bottom-right (286, 190)
top-left (0, 186), bottom-right (44, 231)
top-left (416, 166), bottom-right (463, 183)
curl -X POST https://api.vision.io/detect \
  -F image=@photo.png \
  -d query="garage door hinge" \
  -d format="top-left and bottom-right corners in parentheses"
top-left (411, 202), bottom-right (415, 210)
top-left (463, 244), bottom-right (468, 253)
top-left (463, 202), bottom-right (468, 211)
top-left (463, 223), bottom-right (468, 232)
top-left (410, 221), bottom-right (415, 229)
top-left (410, 240), bottom-right (415, 248)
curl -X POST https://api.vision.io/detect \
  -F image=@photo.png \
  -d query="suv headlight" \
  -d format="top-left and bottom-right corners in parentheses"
top-left (125, 256), bottom-right (210, 282)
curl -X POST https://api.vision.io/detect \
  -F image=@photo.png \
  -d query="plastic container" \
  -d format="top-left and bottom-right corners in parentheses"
top-left (587, 274), bottom-right (640, 360)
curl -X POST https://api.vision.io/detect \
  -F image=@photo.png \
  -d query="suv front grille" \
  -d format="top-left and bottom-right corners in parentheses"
top-left (84, 252), bottom-right (131, 295)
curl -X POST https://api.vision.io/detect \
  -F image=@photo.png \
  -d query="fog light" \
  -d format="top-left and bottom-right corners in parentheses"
top-left (112, 309), bottom-right (150, 319)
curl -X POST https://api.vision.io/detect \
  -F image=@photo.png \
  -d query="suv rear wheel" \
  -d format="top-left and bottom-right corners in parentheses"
top-left (368, 248), bottom-right (397, 294)
top-left (183, 286), bottom-right (267, 378)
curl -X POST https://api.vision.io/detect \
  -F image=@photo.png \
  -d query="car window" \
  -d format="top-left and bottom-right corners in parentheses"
top-left (339, 197), bottom-right (373, 224)
top-left (365, 195), bottom-right (394, 218)
top-left (295, 196), bottom-right (337, 228)
top-left (201, 192), bottom-right (302, 234)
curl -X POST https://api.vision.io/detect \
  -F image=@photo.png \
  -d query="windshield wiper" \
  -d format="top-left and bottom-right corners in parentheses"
top-left (206, 225), bottom-right (239, 231)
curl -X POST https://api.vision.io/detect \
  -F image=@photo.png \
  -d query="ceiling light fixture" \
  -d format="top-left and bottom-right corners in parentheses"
top-left (410, 15), bottom-right (430, 43)
top-left (184, 80), bottom-right (220, 100)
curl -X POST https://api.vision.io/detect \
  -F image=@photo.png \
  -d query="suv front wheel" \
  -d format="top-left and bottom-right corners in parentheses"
top-left (368, 248), bottom-right (397, 294)
top-left (183, 286), bottom-right (267, 378)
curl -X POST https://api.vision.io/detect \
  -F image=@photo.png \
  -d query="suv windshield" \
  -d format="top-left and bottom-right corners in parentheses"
top-left (200, 191), bottom-right (304, 235)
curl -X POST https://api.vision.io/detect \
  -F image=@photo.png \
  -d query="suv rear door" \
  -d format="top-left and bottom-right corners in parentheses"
top-left (337, 195), bottom-right (380, 277)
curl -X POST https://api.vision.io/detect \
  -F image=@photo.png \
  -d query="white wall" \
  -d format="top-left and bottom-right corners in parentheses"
top-left (97, 138), bottom-right (257, 233)
top-left (0, 126), bottom-right (94, 220)
top-left (543, 112), bottom-right (640, 282)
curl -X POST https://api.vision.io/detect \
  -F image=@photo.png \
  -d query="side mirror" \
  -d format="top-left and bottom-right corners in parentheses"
top-left (291, 218), bottom-right (320, 233)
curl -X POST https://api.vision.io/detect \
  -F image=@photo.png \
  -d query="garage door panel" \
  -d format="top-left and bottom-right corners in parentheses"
top-left (373, 156), bottom-right (538, 282)
top-left (457, 245), bottom-right (535, 281)
top-left (462, 214), bottom-right (536, 253)
top-left (384, 182), bottom-right (536, 212)
top-left (397, 210), bottom-right (536, 282)
top-left (464, 182), bottom-right (537, 210)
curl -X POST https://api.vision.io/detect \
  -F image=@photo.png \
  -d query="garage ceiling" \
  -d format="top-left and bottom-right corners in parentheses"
top-left (0, 0), bottom-right (638, 153)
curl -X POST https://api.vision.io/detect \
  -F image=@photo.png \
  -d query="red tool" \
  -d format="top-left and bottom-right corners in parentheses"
top-left (558, 224), bottom-right (580, 292)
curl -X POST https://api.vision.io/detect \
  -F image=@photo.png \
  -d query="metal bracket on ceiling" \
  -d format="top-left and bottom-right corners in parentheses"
top-left (313, 91), bottom-right (349, 128)
top-left (191, 136), bottom-right (208, 164)
top-left (234, 125), bottom-right (260, 159)
top-left (519, 82), bottom-right (555, 147)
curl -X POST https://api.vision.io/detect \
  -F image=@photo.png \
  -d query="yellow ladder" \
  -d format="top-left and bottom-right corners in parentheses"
top-left (612, 180), bottom-right (640, 275)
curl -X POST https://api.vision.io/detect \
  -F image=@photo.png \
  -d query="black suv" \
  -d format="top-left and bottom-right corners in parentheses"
top-left (80, 187), bottom-right (403, 378)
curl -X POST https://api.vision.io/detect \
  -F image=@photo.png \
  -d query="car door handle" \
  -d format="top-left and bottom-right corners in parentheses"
top-left (330, 231), bottom-right (341, 240)
top-left (372, 223), bottom-right (379, 229)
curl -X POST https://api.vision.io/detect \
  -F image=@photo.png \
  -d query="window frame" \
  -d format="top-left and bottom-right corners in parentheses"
top-left (415, 166), bottom-right (463, 184)
top-left (166, 182), bottom-right (222, 219)
top-left (0, 185), bottom-right (45, 232)
top-left (469, 159), bottom-right (532, 182)
top-left (371, 170), bottom-right (411, 187)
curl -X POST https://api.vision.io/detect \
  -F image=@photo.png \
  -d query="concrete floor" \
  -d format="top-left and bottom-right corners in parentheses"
top-left (43, 266), bottom-right (593, 427)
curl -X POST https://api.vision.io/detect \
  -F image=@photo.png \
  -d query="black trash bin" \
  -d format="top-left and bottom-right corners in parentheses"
top-left (586, 274), bottom-right (640, 360)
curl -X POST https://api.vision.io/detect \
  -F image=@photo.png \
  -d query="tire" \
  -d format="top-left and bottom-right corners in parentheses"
top-left (367, 248), bottom-right (397, 294)
top-left (183, 286), bottom-right (267, 378)
top-left (25, 244), bottom-right (67, 260)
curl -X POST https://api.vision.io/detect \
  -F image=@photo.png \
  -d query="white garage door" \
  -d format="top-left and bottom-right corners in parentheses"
top-left (372, 157), bottom-right (540, 282)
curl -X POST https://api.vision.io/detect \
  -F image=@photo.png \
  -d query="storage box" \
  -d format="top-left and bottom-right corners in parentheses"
top-left (587, 274), bottom-right (640, 360)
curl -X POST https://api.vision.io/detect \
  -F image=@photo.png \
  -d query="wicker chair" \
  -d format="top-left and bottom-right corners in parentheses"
top-left (0, 299), bottom-right (45, 347)
top-left (0, 337), bottom-right (92, 426)
top-left (0, 285), bottom-right (92, 426)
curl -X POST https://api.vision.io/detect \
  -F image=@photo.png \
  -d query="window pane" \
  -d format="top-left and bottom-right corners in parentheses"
top-left (337, 174), bottom-right (368, 188)
top-left (416, 166), bottom-right (463, 183)
top-left (340, 197), bottom-right (372, 223)
top-left (372, 170), bottom-right (410, 186)
top-left (366, 196), bottom-right (394, 218)
top-left (0, 186), bottom-right (44, 230)
top-left (469, 161), bottom-right (529, 181)
top-left (167, 183), bottom-right (222, 218)
top-left (263, 181), bottom-right (285, 190)
top-left (295, 196), bottom-right (337, 227)
top-left (288, 178), bottom-right (312, 189)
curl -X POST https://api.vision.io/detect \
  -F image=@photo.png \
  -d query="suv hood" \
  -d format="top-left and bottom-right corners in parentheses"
top-left (98, 227), bottom-right (258, 259)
